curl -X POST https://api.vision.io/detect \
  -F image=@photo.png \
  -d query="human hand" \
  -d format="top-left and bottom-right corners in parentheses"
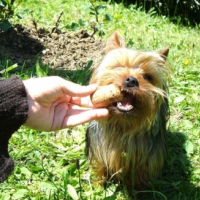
top-left (23, 76), bottom-right (109, 131)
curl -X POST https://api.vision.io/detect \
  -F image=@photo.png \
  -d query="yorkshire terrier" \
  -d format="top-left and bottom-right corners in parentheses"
top-left (86, 31), bottom-right (169, 190)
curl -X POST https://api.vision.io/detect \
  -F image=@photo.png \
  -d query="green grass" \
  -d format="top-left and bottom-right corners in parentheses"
top-left (1, 0), bottom-right (200, 199)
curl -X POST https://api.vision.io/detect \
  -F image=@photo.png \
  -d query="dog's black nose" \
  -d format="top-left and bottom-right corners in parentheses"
top-left (125, 76), bottom-right (139, 87)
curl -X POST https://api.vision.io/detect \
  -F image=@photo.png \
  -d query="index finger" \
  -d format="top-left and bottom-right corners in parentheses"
top-left (59, 78), bottom-right (98, 97)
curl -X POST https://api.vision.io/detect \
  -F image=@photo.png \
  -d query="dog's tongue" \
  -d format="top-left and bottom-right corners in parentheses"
top-left (117, 98), bottom-right (133, 111)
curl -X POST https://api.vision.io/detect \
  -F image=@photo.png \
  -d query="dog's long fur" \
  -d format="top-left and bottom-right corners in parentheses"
top-left (86, 31), bottom-right (169, 190)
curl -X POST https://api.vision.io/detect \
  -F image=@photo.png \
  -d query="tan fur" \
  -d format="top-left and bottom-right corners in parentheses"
top-left (86, 31), bottom-right (169, 191)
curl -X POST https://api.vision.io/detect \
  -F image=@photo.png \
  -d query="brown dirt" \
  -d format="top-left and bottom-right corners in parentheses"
top-left (0, 24), bottom-right (105, 72)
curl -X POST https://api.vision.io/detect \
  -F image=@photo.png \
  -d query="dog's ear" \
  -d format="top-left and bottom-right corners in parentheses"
top-left (105, 31), bottom-right (126, 53)
top-left (157, 46), bottom-right (170, 61)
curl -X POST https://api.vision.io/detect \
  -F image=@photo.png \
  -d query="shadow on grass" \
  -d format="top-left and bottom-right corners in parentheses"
top-left (0, 24), bottom-right (45, 69)
top-left (110, 0), bottom-right (200, 26)
top-left (138, 131), bottom-right (200, 200)
top-left (0, 24), bottom-right (103, 82)
top-left (0, 24), bottom-right (93, 84)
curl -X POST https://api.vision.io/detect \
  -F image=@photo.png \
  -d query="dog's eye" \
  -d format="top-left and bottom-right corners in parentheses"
top-left (143, 74), bottom-right (153, 82)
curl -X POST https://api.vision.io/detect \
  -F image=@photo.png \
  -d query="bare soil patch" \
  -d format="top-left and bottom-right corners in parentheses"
top-left (0, 24), bottom-right (105, 72)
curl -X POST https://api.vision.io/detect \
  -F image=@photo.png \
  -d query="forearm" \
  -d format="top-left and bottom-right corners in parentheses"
top-left (0, 75), bottom-right (28, 183)
top-left (0, 75), bottom-right (28, 145)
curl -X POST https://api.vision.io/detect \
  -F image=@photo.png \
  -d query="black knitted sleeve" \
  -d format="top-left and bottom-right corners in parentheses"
top-left (0, 75), bottom-right (28, 183)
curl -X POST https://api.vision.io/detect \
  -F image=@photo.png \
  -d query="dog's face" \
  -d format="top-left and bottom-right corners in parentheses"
top-left (90, 32), bottom-right (169, 128)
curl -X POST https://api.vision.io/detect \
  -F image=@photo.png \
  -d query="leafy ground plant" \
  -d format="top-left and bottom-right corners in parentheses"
top-left (0, 0), bottom-right (200, 199)
top-left (0, 0), bottom-right (24, 31)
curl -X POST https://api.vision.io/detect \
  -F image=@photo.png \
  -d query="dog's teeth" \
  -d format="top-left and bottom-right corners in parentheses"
top-left (128, 105), bottom-right (133, 110)
top-left (117, 102), bottom-right (122, 106)
top-left (117, 102), bottom-right (133, 111)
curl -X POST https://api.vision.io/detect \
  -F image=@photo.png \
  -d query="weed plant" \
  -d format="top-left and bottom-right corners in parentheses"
top-left (0, 0), bottom-right (25, 31)
top-left (0, 0), bottom-right (200, 199)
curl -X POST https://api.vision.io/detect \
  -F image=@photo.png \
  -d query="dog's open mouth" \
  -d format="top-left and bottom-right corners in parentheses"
top-left (116, 96), bottom-right (134, 112)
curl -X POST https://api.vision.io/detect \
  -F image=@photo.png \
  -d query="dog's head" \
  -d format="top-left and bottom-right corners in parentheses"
top-left (90, 32), bottom-right (169, 128)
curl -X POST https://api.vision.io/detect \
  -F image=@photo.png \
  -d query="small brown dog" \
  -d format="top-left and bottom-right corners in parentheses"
top-left (86, 31), bottom-right (169, 190)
